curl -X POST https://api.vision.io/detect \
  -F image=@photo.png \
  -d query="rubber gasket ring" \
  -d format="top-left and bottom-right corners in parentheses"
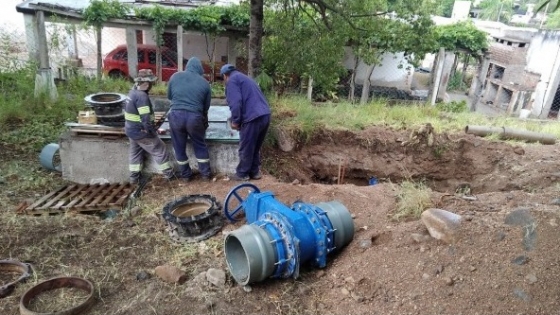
top-left (0, 260), bottom-right (32, 299)
top-left (19, 276), bottom-right (95, 315)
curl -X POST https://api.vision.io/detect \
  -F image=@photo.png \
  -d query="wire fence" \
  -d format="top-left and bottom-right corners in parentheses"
top-left (1, 19), bottom-right (482, 105)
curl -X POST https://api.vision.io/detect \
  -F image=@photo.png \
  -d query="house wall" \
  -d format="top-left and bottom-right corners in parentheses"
top-left (524, 31), bottom-right (560, 118)
top-left (342, 47), bottom-right (413, 89)
top-left (144, 31), bottom-right (231, 63)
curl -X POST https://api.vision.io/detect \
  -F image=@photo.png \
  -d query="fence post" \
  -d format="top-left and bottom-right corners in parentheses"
top-left (126, 27), bottom-right (138, 79)
top-left (96, 26), bottom-right (102, 81)
top-left (177, 25), bottom-right (184, 72)
top-left (307, 77), bottom-right (313, 101)
top-left (430, 47), bottom-right (445, 106)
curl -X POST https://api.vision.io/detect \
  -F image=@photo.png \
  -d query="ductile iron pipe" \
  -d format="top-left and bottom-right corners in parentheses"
top-left (223, 184), bottom-right (354, 285)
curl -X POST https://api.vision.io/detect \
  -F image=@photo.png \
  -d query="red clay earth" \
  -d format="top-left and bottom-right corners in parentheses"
top-left (1, 126), bottom-right (560, 315)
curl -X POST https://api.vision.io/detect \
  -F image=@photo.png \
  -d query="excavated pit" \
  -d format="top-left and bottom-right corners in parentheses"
top-left (265, 125), bottom-right (553, 194)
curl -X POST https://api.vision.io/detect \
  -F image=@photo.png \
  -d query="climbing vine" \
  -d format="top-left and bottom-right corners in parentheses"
top-left (435, 21), bottom-right (488, 57)
top-left (82, 0), bottom-right (249, 45)
top-left (82, 0), bottom-right (129, 28)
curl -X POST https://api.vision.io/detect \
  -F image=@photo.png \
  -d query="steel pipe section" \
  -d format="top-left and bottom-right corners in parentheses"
top-left (223, 185), bottom-right (354, 285)
top-left (465, 125), bottom-right (556, 144)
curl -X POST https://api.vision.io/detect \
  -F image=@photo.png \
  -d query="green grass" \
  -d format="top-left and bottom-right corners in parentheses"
top-left (270, 95), bottom-right (560, 140)
top-left (393, 180), bottom-right (433, 221)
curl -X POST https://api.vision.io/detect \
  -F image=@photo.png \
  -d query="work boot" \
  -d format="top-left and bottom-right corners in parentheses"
top-left (178, 164), bottom-right (193, 181)
top-left (163, 169), bottom-right (178, 182)
top-left (129, 172), bottom-right (142, 185)
top-left (229, 173), bottom-right (249, 181)
top-left (250, 172), bottom-right (262, 180)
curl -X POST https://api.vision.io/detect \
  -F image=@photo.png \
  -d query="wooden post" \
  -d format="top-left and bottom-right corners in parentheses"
top-left (177, 25), bottom-right (184, 71)
top-left (126, 27), bottom-right (138, 80)
top-left (96, 26), bottom-right (102, 81)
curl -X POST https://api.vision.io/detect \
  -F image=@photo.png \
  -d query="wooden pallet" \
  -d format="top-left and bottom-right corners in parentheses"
top-left (17, 183), bottom-right (134, 216)
top-left (70, 127), bottom-right (126, 138)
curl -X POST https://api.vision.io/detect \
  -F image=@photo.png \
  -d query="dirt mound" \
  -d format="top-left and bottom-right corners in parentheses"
top-left (265, 125), bottom-right (556, 194)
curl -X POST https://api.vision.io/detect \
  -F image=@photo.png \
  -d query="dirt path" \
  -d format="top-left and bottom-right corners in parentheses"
top-left (2, 126), bottom-right (560, 315)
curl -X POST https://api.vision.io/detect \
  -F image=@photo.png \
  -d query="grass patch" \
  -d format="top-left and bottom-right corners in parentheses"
top-left (393, 181), bottom-right (433, 221)
top-left (270, 95), bottom-right (560, 140)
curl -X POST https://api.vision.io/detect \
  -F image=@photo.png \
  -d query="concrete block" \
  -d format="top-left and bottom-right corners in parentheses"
top-left (59, 132), bottom-right (239, 184)
top-left (421, 208), bottom-right (462, 244)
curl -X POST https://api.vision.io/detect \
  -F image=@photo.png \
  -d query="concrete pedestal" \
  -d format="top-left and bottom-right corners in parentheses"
top-left (59, 132), bottom-right (239, 184)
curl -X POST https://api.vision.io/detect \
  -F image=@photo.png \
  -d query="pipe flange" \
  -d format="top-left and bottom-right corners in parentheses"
top-left (84, 93), bottom-right (127, 106)
top-left (19, 276), bottom-right (95, 315)
top-left (0, 260), bottom-right (32, 298)
top-left (163, 194), bottom-right (224, 243)
top-left (39, 144), bottom-right (61, 172)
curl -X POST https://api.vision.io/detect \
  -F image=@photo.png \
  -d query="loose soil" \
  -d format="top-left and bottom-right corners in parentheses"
top-left (2, 126), bottom-right (560, 315)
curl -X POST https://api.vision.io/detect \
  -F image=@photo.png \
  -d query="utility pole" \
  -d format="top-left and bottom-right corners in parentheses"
top-left (497, 1), bottom-right (504, 22)
top-left (540, 3), bottom-right (550, 29)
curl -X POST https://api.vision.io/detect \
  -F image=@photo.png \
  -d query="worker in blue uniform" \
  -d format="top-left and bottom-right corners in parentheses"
top-left (167, 57), bottom-right (212, 181)
top-left (124, 69), bottom-right (175, 184)
top-left (220, 64), bottom-right (271, 181)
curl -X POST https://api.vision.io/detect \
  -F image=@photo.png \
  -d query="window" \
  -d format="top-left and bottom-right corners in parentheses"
top-left (112, 49), bottom-right (127, 60)
top-left (148, 50), bottom-right (178, 67)
top-left (113, 49), bottom-right (145, 63)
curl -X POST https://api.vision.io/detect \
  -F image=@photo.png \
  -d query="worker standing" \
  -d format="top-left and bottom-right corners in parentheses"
top-left (125, 69), bottom-right (175, 184)
top-left (167, 57), bottom-right (212, 181)
top-left (220, 64), bottom-right (271, 181)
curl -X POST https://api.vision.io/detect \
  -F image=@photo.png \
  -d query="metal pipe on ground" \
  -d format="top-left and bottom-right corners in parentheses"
top-left (222, 184), bottom-right (355, 285)
top-left (465, 125), bottom-right (557, 145)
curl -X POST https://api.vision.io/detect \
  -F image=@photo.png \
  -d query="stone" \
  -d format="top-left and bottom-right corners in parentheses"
top-left (421, 208), bottom-right (463, 244)
top-left (435, 265), bottom-right (444, 275)
top-left (291, 179), bottom-right (300, 185)
top-left (242, 285), bottom-right (252, 293)
top-left (358, 238), bottom-right (373, 249)
top-left (525, 273), bottom-right (537, 284)
top-left (511, 255), bottom-right (529, 265)
top-left (273, 127), bottom-right (296, 152)
top-left (136, 271), bottom-right (151, 281)
top-left (206, 268), bottom-right (226, 288)
top-left (315, 270), bottom-right (326, 278)
top-left (504, 208), bottom-right (534, 226)
top-left (551, 198), bottom-right (560, 206)
top-left (513, 146), bottom-right (525, 155)
top-left (513, 288), bottom-right (531, 302)
top-left (411, 233), bottom-right (431, 243)
top-left (494, 231), bottom-right (506, 242)
top-left (443, 277), bottom-right (454, 286)
top-left (422, 273), bottom-right (430, 280)
top-left (129, 206), bottom-right (142, 217)
top-left (469, 266), bottom-right (477, 272)
top-left (340, 287), bottom-right (350, 295)
top-left (154, 265), bottom-right (187, 285)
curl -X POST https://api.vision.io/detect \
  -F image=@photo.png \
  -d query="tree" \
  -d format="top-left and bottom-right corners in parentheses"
top-left (478, 0), bottom-right (515, 22)
top-left (435, 0), bottom-right (456, 17)
top-left (249, 0), bottom-right (264, 77)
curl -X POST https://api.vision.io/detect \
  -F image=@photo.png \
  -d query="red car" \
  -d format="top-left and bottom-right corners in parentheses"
top-left (102, 44), bottom-right (224, 82)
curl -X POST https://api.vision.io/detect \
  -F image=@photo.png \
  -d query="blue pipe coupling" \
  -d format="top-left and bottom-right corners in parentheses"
top-left (224, 200), bottom-right (354, 285)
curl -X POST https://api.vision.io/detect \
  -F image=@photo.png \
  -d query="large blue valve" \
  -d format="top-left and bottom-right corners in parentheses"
top-left (223, 183), bottom-right (355, 285)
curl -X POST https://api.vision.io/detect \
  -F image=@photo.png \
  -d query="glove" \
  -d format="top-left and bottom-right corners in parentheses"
top-left (203, 116), bottom-right (209, 130)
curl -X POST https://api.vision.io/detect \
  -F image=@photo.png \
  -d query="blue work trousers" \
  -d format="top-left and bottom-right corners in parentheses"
top-left (168, 110), bottom-right (211, 178)
top-left (237, 114), bottom-right (270, 177)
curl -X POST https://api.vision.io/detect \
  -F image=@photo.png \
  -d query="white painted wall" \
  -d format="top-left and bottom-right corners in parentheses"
top-left (524, 31), bottom-right (560, 117)
top-left (144, 31), bottom-right (230, 62)
top-left (451, 1), bottom-right (472, 21)
top-left (342, 47), bottom-right (414, 89)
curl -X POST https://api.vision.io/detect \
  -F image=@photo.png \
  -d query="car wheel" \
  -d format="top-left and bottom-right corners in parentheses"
top-left (108, 70), bottom-right (126, 79)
